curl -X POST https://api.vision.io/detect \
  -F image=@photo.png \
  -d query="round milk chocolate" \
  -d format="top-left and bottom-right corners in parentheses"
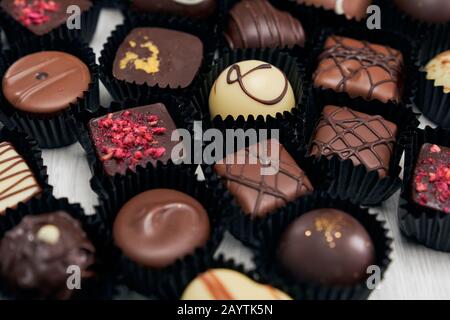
top-left (209, 60), bottom-right (296, 120)
top-left (394, 0), bottom-right (450, 23)
top-left (277, 208), bottom-right (375, 286)
top-left (2, 51), bottom-right (91, 114)
top-left (113, 189), bottom-right (210, 268)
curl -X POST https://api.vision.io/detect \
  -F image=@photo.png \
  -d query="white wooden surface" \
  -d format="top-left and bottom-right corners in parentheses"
top-left (42, 9), bottom-right (450, 300)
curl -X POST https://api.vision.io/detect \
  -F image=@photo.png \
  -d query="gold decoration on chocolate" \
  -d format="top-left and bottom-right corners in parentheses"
top-left (314, 215), bottom-right (347, 249)
top-left (119, 41), bottom-right (160, 74)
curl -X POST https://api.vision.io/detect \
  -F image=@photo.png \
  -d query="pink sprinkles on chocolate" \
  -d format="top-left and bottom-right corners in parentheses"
top-left (14, 0), bottom-right (60, 26)
top-left (95, 110), bottom-right (167, 170)
top-left (414, 144), bottom-right (450, 213)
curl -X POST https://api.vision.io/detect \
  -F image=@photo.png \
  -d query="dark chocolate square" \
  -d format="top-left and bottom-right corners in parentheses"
top-left (88, 103), bottom-right (179, 176)
top-left (309, 105), bottom-right (398, 177)
top-left (1, 0), bottom-right (92, 36)
top-left (313, 35), bottom-right (404, 103)
top-left (113, 27), bottom-right (203, 89)
top-left (411, 143), bottom-right (450, 213)
top-left (214, 139), bottom-right (314, 218)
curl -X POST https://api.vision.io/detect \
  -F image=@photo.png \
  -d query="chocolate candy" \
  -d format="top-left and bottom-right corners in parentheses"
top-left (425, 51), bottom-right (450, 94)
top-left (88, 104), bottom-right (179, 176)
top-left (0, 211), bottom-right (95, 299)
top-left (113, 28), bottom-right (203, 89)
top-left (215, 139), bottom-right (314, 218)
top-left (181, 269), bottom-right (292, 300)
top-left (278, 208), bottom-right (375, 286)
top-left (0, 141), bottom-right (41, 215)
top-left (113, 189), bottom-right (210, 268)
top-left (131, 0), bottom-right (216, 19)
top-left (309, 106), bottom-right (397, 178)
top-left (411, 143), bottom-right (450, 213)
top-left (225, 0), bottom-right (305, 49)
top-left (314, 35), bottom-right (404, 103)
top-left (394, 0), bottom-right (450, 23)
top-left (296, 0), bottom-right (372, 21)
top-left (0, 0), bottom-right (92, 36)
top-left (2, 51), bottom-right (91, 114)
top-left (209, 60), bottom-right (295, 119)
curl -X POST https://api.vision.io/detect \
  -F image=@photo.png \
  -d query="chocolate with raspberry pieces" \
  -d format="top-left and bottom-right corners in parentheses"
top-left (412, 143), bottom-right (450, 213)
top-left (88, 103), bottom-right (179, 176)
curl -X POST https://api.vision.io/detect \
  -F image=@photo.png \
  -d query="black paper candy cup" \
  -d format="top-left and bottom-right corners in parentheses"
top-left (157, 253), bottom-right (299, 300)
top-left (191, 48), bottom-right (306, 135)
top-left (253, 191), bottom-right (393, 300)
top-left (90, 163), bottom-right (232, 297)
top-left (0, 195), bottom-right (116, 300)
top-left (303, 89), bottom-right (419, 206)
top-left (398, 127), bottom-right (450, 252)
top-left (0, 127), bottom-right (52, 206)
top-left (0, 0), bottom-right (101, 45)
top-left (308, 27), bottom-right (419, 107)
top-left (71, 93), bottom-right (199, 180)
top-left (99, 12), bottom-right (217, 103)
top-left (0, 35), bottom-right (100, 149)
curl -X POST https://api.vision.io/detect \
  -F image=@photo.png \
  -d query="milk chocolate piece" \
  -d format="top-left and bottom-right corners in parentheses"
top-left (0, 0), bottom-right (92, 36)
top-left (411, 143), bottom-right (450, 213)
top-left (0, 141), bottom-right (41, 215)
top-left (0, 211), bottom-right (96, 299)
top-left (296, 0), bottom-right (372, 21)
top-left (309, 106), bottom-right (398, 177)
top-left (214, 139), bottom-right (314, 218)
top-left (394, 0), bottom-right (450, 23)
top-left (314, 35), bottom-right (404, 103)
top-left (113, 189), bottom-right (210, 268)
top-left (131, 0), bottom-right (216, 19)
top-left (277, 208), bottom-right (376, 286)
top-left (2, 51), bottom-right (91, 114)
top-left (113, 27), bottom-right (203, 89)
top-left (88, 104), bottom-right (179, 176)
top-left (209, 60), bottom-right (296, 120)
top-left (225, 0), bottom-right (306, 49)
top-left (181, 269), bottom-right (292, 300)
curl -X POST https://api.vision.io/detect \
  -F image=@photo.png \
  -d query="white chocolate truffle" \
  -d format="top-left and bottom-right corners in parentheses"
top-left (425, 50), bottom-right (450, 94)
top-left (209, 60), bottom-right (296, 120)
top-left (181, 268), bottom-right (292, 300)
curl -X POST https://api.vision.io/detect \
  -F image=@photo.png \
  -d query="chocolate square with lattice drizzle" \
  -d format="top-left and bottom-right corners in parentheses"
top-left (214, 139), bottom-right (314, 218)
top-left (314, 35), bottom-right (404, 103)
top-left (309, 105), bottom-right (398, 177)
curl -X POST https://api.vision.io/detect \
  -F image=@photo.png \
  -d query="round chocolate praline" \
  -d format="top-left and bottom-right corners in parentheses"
top-left (2, 51), bottom-right (91, 114)
top-left (113, 189), bottom-right (210, 268)
top-left (277, 208), bottom-right (375, 286)
top-left (0, 211), bottom-right (96, 300)
top-left (394, 0), bottom-right (450, 23)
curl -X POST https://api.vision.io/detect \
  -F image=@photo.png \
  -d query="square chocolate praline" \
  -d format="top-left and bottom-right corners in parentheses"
top-left (411, 143), bottom-right (450, 213)
top-left (309, 105), bottom-right (398, 177)
top-left (214, 139), bottom-right (314, 218)
top-left (1, 0), bottom-right (92, 36)
top-left (88, 103), bottom-right (179, 176)
top-left (314, 35), bottom-right (404, 103)
top-left (113, 27), bottom-right (204, 89)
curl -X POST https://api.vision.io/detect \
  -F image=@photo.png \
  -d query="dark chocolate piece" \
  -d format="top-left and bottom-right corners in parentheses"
top-left (0, 0), bottom-right (92, 36)
top-left (113, 27), bottom-right (203, 89)
top-left (225, 0), bottom-right (306, 49)
top-left (131, 0), bottom-right (216, 19)
top-left (0, 211), bottom-right (95, 299)
top-left (394, 0), bottom-right (450, 23)
top-left (277, 208), bottom-right (375, 286)
top-left (296, 0), bottom-right (372, 21)
top-left (314, 35), bottom-right (404, 103)
top-left (2, 51), bottom-right (91, 114)
top-left (0, 141), bottom-right (41, 215)
top-left (88, 104), bottom-right (179, 177)
top-left (214, 139), bottom-right (314, 218)
top-left (309, 106), bottom-right (397, 178)
top-left (113, 189), bottom-right (210, 268)
top-left (411, 143), bottom-right (450, 213)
